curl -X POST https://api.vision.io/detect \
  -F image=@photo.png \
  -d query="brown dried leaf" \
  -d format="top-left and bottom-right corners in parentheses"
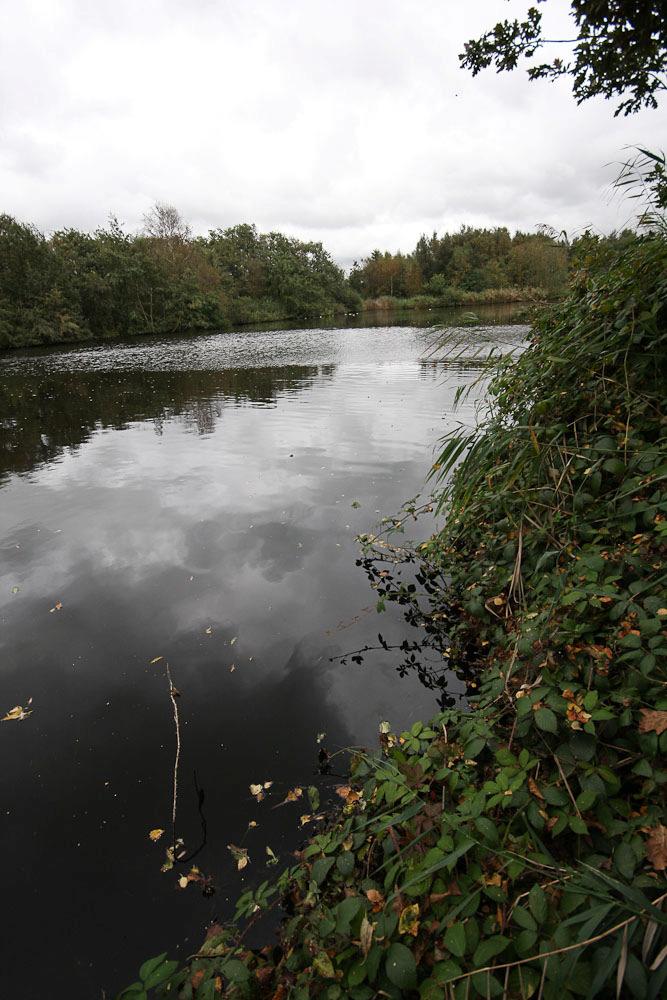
top-left (646, 825), bottom-right (667, 870)
top-left (149, 828), bottom-right (164, 842)
top-left (528, 777), bottom-right (544, 800)
top-left (366, 889), bottom-right (385, 912)
top-left (638, 709), bottom-right (667, 736)
top-left (359, 914), bottom-right (374, 957)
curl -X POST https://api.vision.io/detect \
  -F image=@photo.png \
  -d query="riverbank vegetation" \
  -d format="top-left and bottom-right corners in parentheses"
top-left (0, 214), bottom-right (360, 350)
top-left (118, 214), bottom-right (667, 1000)
top-left (0, 206), bottom-right (637, 351)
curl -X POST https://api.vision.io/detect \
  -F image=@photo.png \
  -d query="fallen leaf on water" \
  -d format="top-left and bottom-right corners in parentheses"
top-left (378, 721), bottom-right (391, 734)
top-left (280, 786), bottom-right (303, 805)
top-left (398, 903), bottom-right (420, 937)
top-left (149, 656), bottom-right (164, 665)
top-left (228, 844), bottom-right (249, 870)
top-left (161, 838), bottom-right (185, 872)
top-left (316, 732), bottom-right (326, 744)
top-left (250, 781), bottom-right (273, 802)
top-left (205, 626), bottom-right (213, 635)
top-left (646, 825), bottom-right (667, 870)
top-left (49, 601), bottom-right (63, 613)
top-left (11, 586), bottom-right (20, 594)
top-left (638, 709), bottom-right (667, 736)
top-left (247, 821), bottom-right (258, 829)
top-left (2, 704), bottom-right (32, 722)
top-left (177, 866), bottom-right (203, 890)
top-left (229, 664), bottom-right (236, 672)
top-left (266, 845), bottom-right (278, 865)
top-left (230, 637), bottom-right (237, 646)
top-left (149, 828), bottom-right (164, 842)
top-left (300, 813), bottom-right (325, 827)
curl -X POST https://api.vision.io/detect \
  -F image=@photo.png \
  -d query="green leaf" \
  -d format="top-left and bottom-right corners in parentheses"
top-left (385, 943), bottom-right (417, 990)
top-left (576, 788), bottom-right (597, 811)
top-left (613, 842), bottom-right (637, 879)
top-left (139, 954), bottom-right (167, 983)
top-left (464, 737), bottom-right (486, 758)
top-left (569, 815), bottom-right (588, 835)
top-left (474, 816), bottom-right (499, 846)
top-left (473, 935), bottom-right (510, 966)
top-left (443, 922), bottom-right (466, 958)
top-left (336, 896), bottom-right (363, 934)
top-left (512, 906), bottom-right (537, 931)
top-left (534, 708), bottom-right (558, 733)
top-left (312, 857), bottom-right (336, 885)
top-left (221, 959), bottom-right (250, 983)
top-left (143, 960), bottom-right (178, 990)
top-left (336, 851), bottom-right (355, 877)
top-left (529, 884), bottom-right (548, 925)
top-left (312, 953), bottom-right (335, 979)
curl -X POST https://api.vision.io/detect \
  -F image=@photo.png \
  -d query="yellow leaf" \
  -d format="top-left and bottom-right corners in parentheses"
top-left (398, 903), bottom-right (420, 937)
top-left (149, 828), bottom-right (164, 842)
top-left (178, 876), bottom-right (189, 889)
top-left (266, 846), bottom-right (278, 864)
top-left (149, 656), bottom-right (164, 665)
top-left (2, 705), bottom-right (32, 722)
top-left (228, 843), bottom-right (249, 870)
top-left (281, 787), bottom-right (303, 804)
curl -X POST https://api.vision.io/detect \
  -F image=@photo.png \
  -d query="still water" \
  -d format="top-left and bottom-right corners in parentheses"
top-left (0, 313), bottom-right (526, 997)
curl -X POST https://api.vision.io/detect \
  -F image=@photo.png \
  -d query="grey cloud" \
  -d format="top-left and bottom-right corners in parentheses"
top-left (1, 0), bottom-right (664, 265)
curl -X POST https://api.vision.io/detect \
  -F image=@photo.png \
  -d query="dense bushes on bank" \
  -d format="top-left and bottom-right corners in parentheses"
top-left (0, 216), bottom-right (360, 350)
top-left (117, 230), bottom-right (666, 999)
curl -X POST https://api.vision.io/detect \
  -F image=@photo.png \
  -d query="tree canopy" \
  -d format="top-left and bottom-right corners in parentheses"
top-left (460, 1), bottom-right (667, 116)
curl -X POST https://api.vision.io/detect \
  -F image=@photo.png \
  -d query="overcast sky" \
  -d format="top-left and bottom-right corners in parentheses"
top-left (1, 0), bottom-right (664, 266)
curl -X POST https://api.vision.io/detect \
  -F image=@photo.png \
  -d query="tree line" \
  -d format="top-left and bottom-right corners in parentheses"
top-left (348, 226), bottom-right (635, 302)
top-left (0, 205), bottom-right (634, 349)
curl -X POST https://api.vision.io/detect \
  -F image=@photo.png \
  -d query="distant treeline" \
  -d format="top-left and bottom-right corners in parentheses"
top-left (0, 205), bottom-right (636, 349)
top-left (349, 225), bottom-right (635, 300)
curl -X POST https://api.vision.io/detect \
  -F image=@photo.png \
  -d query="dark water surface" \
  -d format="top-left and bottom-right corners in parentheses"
top-left (0, 317), bottom-right (526, 997)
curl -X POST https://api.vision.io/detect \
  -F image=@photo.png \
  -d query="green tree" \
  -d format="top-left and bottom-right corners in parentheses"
top-left (461, 1), bottom-right (667, 116)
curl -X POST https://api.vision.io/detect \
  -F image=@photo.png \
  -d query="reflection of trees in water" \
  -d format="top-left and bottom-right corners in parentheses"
top-left (0, 365), bottom-right (323, 480)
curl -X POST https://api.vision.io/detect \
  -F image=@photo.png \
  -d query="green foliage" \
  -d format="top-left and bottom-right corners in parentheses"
top-left (460, 2), bottom-right (667, 117)
top-left (350, 226), bottom-right (571, 302)
top-left (0, 214), bottom-right (359, 350)
top-left (120, 233), bottom-right (667, 998)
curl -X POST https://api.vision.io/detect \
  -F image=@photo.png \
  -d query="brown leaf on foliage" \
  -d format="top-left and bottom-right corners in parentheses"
top-left (271, 985), bottom-right (286, 1000)
top-left (366, 889), bottom-right (385, 912)
top-left (646, 825), bottom-right (667, 870)
top-left (528, 777), bottom-right (544, 800)
top-left (205, 923), bottom-right (225, 941)
top-left (335, 785), bottom-right (362, 804)
top-left (359, 914), bottom-right (374, 957)
top-left (191, 970), bottom-right (205, 990)
top-left (214, 976), bottom-right (222, 994)
top-left (638, 709), bottom-right (667, 736)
